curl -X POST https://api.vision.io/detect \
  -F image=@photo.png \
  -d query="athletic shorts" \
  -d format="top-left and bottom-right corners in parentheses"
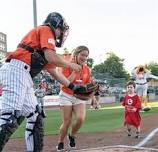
top-left (59, 91), bottom-right (86, 106)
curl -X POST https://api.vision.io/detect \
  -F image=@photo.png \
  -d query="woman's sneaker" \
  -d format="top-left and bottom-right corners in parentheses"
top-left (68, 134), bottom-right (76, 148)
top-left (56, 142), bottom-right (64, 151)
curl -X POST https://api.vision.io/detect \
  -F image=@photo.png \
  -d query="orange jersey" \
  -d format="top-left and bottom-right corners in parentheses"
top-left (7, 25), bottom-right (56, 70)
top-left (61, 63), bottom-right (92, 95)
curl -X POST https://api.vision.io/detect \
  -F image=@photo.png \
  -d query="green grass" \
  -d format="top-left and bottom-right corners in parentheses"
top-left (12, 102), bottom-right (158, 138)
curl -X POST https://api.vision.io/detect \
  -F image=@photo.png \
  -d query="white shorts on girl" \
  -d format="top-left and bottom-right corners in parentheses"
top-left (59, 91), bottom-right (88, 106)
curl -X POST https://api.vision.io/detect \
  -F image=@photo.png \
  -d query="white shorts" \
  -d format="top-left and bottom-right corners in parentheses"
top-left (59, 91), bottom-right (87, 106)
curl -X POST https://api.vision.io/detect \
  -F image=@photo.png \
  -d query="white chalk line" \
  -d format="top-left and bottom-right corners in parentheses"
top-left (71, 128), bottom-right (158, 151)
top-left (71, 145), bottom-right (158, 151)
top-left (135, 128), bottom-right (158, 148)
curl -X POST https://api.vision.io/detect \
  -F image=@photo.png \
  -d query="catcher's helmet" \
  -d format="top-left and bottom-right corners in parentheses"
top-left (44, 12), bottom-right (69, 47)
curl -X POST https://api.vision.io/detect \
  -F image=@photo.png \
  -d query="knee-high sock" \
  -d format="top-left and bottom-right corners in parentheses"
top-left (142, 96), bottom-right (148, 107)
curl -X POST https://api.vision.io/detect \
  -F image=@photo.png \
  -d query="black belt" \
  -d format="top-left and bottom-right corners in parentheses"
top-left (136, 82), bottom-right (147, 85)
top-left (17, 43), bottom-right (34, 53)
top-left (6, 43), bottom-right (36, 62)
top-left (6, 43), bottom-right (35, 63)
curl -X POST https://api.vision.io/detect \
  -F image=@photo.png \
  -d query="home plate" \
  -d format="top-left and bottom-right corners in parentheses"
top-left (70, 145), bottom-right (158, 152)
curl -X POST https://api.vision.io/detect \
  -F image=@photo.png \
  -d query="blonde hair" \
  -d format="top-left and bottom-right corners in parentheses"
top-left (73, 45), bottom-right (89, 57)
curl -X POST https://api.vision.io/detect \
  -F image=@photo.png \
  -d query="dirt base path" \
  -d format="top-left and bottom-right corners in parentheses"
top-left (3, 113), bottom-right (158, 152)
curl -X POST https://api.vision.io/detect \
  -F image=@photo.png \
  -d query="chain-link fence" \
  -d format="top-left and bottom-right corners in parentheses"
top-left (92, 72), bottom-right (126, 101)
top-left (32, 71), bottom-right (158, 102)
top-left (33, 72), bottom-right (60, 95)
top-left (92, 72), bottom-right (158, 102)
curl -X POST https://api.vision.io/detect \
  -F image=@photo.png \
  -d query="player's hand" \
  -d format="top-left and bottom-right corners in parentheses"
top-left (69, 63), bottom-right (81, 72)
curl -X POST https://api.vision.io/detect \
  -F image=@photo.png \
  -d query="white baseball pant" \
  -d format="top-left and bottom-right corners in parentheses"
top-left (0, 59), bottom-right (39, 151)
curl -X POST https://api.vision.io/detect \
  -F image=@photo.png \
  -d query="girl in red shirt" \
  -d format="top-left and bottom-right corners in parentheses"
top-left (122, 81), bottom-right (142, 138)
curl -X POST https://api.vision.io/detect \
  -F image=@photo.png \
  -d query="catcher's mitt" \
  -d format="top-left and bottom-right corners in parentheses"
top-left (74, 83), bottom-right (98, 100)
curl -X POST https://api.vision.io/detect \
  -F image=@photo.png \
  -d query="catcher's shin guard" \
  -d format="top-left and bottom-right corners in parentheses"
top-left (0, 111), bottom-right (24, 151)
top-left (33, 114), bottom-right (44, 152)
top-left (26, 105), bottom-right (44, 152)
top-left (41, 108), bottom-right (46, 118)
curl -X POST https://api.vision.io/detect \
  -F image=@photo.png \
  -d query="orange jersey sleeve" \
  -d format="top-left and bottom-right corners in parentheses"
top-left (7, 26), bottom-right (56, 68)
top-left (61, 64), bottom-right (92, 95)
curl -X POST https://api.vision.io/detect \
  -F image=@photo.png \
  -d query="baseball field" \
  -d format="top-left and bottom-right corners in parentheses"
top-left (3, 102), bottom-right (158, 152)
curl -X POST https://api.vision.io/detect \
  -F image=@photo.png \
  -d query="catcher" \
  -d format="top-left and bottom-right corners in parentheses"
top-left (56, 46), bottom-right (98, 151)
top-left (0, 12), bottom-right (86, 152)
top-left (131, 65), bottom-right (158, 111)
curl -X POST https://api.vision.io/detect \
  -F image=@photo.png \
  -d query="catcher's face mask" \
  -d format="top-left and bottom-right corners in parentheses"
top-left (44, 12), bottom-right (69, 47)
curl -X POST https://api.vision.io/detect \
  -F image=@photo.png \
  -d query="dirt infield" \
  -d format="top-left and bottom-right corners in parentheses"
top-left (3, 112), bottom-right (158, 152)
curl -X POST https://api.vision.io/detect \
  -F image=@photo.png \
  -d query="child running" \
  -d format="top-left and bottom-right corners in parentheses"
top-left (122, 81), bottom-right (142, 138)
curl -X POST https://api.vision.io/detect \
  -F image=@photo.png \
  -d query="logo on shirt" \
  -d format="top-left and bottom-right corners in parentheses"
top-left (127, 99), bottom-right (133, 105)
top-left (48, 38), bottom-right (55, 45)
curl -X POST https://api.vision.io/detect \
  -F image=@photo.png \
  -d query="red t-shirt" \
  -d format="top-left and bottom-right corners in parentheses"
top-left (7, 25), bottom-right (56, 70)
top-left (122, 94), bottom-right (142, 128)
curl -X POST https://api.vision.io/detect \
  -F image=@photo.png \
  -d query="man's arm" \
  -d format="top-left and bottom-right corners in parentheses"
top-left (44, 49), bottom-right (81, 71)
top-left (147, 73), bottom-right (158, 80)
top-left (47, 67), bottom-right (90, 94)
top-left (47, 68), bottom-right (70, 87)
